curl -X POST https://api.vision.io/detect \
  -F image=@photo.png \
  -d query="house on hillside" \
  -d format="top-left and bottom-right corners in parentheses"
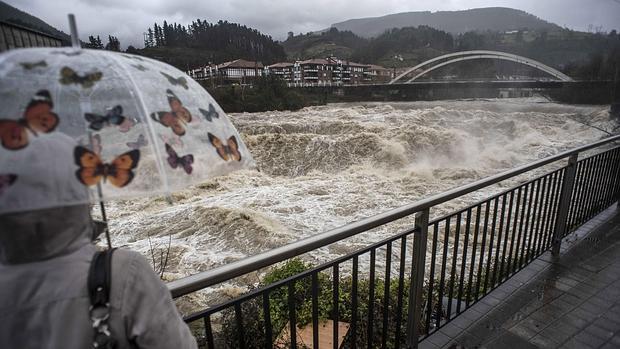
top-left (188, 59), bottom-right (263, 84)
top-left (217, 59), bottom-right (263, 82)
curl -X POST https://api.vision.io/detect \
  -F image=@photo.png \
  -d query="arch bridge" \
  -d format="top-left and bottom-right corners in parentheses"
top-left (389, 50), bottom-right (573, 84)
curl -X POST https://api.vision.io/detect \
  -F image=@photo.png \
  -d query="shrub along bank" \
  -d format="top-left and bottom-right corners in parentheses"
top-left (193, 255), bottom-right (520, 348)
top-left (201, 76), bottom-right (324, 113)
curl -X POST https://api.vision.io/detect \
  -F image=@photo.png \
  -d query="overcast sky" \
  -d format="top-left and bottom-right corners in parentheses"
top-left (7, 0), bottom-right (620, 48)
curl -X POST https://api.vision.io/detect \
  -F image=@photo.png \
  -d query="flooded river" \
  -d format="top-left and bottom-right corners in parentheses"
top-left (102, 98), bottom-right (616, 305)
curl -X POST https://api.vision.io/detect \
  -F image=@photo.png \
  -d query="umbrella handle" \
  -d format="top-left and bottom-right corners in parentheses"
top-left (68, 14), bottom-right (81, 49)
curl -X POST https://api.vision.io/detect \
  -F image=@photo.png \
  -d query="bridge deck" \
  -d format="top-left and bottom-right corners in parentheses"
top-left (421, 204), bottom-right (620, 349)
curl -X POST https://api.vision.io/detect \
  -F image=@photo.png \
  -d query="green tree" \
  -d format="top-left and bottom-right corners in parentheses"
top-left (105, 35), bottom-right (120, 51)
top-left (85, 35), bottom-right (103, 49)
top-left (145, 28), bottom-right (154, 48)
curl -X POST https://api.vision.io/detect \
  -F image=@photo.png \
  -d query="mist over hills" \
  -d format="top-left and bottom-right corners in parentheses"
top-left (2, 1), bottom-right (617, 83)
top-left (329, 7), bottom-right (561, 38)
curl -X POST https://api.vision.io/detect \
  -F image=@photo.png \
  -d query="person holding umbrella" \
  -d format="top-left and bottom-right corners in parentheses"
top-left (0, 133), bottom-right (198, 348)
top-left (0, 16), bottom-right (255, 348)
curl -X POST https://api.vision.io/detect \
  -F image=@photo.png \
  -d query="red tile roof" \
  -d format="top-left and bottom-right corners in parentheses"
top-left (298, 58), bottom-right (331, 65)
top-left (218, 59), bottom-right (264, 69)
top-left (268, 62), bottom-right (294, 68)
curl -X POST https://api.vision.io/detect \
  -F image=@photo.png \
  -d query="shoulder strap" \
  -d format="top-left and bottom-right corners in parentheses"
top-left (88, 248), bottom-right (117, 349)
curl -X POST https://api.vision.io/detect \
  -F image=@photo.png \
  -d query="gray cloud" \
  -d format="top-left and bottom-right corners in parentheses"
top-left (6, 0), bottom-right (620, 48)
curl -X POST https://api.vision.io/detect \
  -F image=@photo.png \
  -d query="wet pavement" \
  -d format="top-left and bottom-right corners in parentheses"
top-left (421, 204), bottom-right (620, 349)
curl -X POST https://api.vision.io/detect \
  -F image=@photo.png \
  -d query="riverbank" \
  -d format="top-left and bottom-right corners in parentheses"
top-left (201, 76), bottom-right (325, 113)
top-left (202, 79), bottom-right (620, 113)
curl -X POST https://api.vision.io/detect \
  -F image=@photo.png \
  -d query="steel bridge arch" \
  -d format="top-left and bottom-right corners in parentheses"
top-left (389, 50), bottom-right (573, 84)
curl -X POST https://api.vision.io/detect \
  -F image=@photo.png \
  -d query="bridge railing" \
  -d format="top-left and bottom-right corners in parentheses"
top-left (168, 135), bottom-right (620, 348)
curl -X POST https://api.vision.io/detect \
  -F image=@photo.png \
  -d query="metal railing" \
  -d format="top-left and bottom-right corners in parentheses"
top-left (168, 135), bottom-right (620, 349)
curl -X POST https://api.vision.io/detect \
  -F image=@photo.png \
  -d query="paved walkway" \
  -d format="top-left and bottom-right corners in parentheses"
top-left (421, 204), bottom-right (620, 349)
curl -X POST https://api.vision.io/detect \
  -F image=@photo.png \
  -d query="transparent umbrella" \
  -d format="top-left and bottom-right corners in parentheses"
top-left (0, 16), bottom-right (256, 245)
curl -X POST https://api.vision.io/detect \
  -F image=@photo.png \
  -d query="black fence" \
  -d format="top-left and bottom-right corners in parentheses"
top-left (172, 140), bottom-right (620, 349)
top-left (566, 147), bottom-right (620, 236)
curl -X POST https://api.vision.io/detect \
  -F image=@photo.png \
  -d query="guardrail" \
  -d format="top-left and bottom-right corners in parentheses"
top-left (169, 135), bottom-right (620, 348)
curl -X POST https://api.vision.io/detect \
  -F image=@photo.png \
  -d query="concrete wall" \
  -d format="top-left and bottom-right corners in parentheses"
top-left (296, 81), bottom-right (620, 105)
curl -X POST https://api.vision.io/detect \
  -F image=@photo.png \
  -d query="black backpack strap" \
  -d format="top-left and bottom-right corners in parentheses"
top-left (88, 248), bottom-right (117, 349)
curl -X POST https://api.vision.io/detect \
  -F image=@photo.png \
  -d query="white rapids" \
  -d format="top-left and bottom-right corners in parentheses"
top-left (100, 97), bottom-right (617, 308)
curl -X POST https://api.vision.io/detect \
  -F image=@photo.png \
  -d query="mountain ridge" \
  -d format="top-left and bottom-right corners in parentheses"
top-left (329, 7), bottom-right (561, 38)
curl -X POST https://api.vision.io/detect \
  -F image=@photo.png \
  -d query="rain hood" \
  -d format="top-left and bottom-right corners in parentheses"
top-left (0, 204), bottom-right (92, 264)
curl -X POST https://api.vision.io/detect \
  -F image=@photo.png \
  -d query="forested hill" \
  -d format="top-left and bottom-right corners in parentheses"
top-left (283, 28), bottom-right (367, 61)
top-left (0, 1), bottom-right (70, 42)
top-left (283, 26), bottom-right (453, 64)
top-left (329, 7), bottom-right (560, 38)
top-left (283, 26), bottom-right (620, 81)
top-left (134, 20), bottom-right (286, 70)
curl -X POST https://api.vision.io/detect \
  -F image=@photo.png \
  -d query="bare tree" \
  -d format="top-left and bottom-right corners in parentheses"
top-left (147, 231), bottom-right (172, 279)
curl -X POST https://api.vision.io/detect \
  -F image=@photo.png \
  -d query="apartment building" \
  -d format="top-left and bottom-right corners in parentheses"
top-left (189, 57), bottom-right (393, 86)
top-left (266, 57), bottom-right (392, 86)
top-left (365, 64), bottom-right (392, 83)
top-left (265, 62), bottom-right (294, 82)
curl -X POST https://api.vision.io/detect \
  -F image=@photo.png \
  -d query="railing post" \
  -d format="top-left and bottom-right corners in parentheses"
top-left (406, 208), bottom-right (430, 349)
top-left (552, 153), bottom-right (579, 256)
top-left (616, 152), bottom-right (620, 209)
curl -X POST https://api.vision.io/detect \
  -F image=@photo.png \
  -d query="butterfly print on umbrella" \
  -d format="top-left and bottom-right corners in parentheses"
top-left (160, 72), bottom-right (188, 89)
top-left (150, 89), bottom-right (192, 136)
top-left (0, 90), bottom-right (59, 151)
top-left (208, 133), bottom-right (242, 162)
top-left (84, 105), bottom-right (133, 132)
top-left (165, 143), bottom-right (194, 174)
top-left (122, 54), bottom-right (144, 61)
top-left (158, 133), bottom-right (184, 148)
top-left (79, 134), bottom-right (103, 155)
top-left (59, 67), bottom-right (102, 88)
top-left (199, 103), bottom-right (220, 122)
top-left (126, 134), bottom-right (148, 149)
top-left (0, 174), bottom-right (17, 196)
top-left (52, 50), bottom-right (82, 56)
top-left (118, 117), bottom-right (136, 133)
top-left (74, 146), bottom-right (140, 188)
top-left (20, 60), bottom-right (47, 70)
top-left (131, 64), bottom-right (148, 71)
